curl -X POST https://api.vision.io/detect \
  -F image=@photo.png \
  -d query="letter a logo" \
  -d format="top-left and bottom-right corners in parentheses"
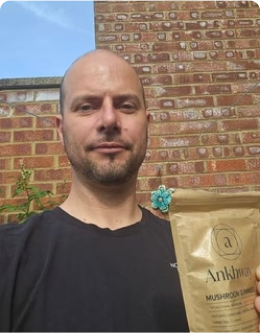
top-left (211, 224), bottom-right (242, 260)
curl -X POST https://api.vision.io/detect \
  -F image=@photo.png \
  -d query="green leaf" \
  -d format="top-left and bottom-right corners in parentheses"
top-left (0, 205), bottom-right (19, 212)
top-left (13, 187), bottom-right (23, 197)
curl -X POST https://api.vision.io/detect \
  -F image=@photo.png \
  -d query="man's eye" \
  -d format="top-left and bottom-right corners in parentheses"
top-left (79, 104), bottom-right (93, 111)
top-left (121, 103), bottom-right (136, 111)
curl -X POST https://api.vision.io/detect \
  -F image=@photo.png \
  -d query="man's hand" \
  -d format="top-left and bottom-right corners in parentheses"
top-left (255, 266), bottom-right (260, 332)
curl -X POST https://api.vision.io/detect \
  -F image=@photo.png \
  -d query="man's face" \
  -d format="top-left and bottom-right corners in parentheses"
top-left (57, 54), bottom-right (149, 186)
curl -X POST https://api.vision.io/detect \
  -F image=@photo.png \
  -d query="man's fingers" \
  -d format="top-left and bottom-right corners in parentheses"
top-left (256, 266), bottom-right (260, 281)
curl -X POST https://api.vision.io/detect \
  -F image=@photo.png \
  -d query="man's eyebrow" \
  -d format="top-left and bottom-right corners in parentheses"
top-left (70, 95), bottom-right (100, 108)
top-left (114, 94), bottom-right (140, 101)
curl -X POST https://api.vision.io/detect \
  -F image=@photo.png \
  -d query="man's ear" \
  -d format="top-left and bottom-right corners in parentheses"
top-left (56, 115), bottom-right (64, 146)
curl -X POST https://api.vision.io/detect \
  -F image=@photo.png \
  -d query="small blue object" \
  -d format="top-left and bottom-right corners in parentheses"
top-left (150, 185), bottom-right (174, 214)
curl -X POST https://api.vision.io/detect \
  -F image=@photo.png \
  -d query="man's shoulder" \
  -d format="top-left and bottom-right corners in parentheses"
top-left (141, 206), bottom-right (171, 230)
top-left (0, 209), bottom-right (56, 237)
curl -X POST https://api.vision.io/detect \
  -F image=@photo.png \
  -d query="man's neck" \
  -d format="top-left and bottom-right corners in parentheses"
top-left (60, 175), bottom-right (142, 230)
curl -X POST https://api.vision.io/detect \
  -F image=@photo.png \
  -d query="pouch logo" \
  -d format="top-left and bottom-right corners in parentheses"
top-left (211, 224), bottom-right (242, 260)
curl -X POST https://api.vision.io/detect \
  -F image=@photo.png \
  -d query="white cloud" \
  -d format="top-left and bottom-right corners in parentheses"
top-left (14, 1), bottom-right (88, 34)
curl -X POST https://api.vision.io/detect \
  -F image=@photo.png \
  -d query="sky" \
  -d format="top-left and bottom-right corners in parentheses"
top-left (0, 1), bottom-right (95, 79)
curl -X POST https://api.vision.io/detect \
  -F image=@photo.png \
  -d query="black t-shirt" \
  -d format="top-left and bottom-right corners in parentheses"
top-left (0, 206), bottom-right (188, 332)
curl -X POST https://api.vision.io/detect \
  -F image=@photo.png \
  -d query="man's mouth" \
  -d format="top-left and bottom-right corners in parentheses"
top-left (93, 142), bottom-right (126, 154)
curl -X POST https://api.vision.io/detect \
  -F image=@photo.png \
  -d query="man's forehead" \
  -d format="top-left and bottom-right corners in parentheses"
top-left (60, 50), bottom-right (145, 109)
top-left (68, 58), bottom-right (137, 81)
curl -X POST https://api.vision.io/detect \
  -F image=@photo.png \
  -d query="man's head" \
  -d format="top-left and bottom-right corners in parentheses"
top-left (56, 49), bottom-right (149, 187)
top-left (59, 50), bottom-right (146, 116)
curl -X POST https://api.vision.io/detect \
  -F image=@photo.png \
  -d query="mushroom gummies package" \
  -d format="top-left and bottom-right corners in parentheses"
top-left (169, 189), bottom-right (260, 332)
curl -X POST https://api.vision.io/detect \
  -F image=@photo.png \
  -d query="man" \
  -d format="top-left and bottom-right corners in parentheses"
top-left (0, 49), bottom-right (189, 331)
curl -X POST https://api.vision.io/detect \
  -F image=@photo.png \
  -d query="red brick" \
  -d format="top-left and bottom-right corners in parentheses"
top-left (242, 132), bottom-right (260, 143)
top-left (191, 61), bottom-right (227, 71)
top-left (0, 132), bottom-right (11, 142)
top-left (174, 96), bottom-right (214, 109)
top-left (141, 74), bottom-right (172, 86)
top-left (147, 177), bottom-right (163, 190)
top-left (237, 8), bottom-right (260, 18)
top-left (0, 186), bottom-right (6, 198)
top-left (14, 103), bottom-right (56, 116)
top-left (205, 30), bottom-right (223, 39)
top-left (96, 34), bottom-right (118, 43)
top-left (58, 155), bottom-right (71, 167)
top-left (202, 11), bottom-right (224, 19)
top-left (152, 42), bottom-right (187, 52)
top-left (145, 86), bottom-right (191, 99)
top-left (154, 136), bottom-right (200, 148)
top-left (113, 2), bottom-right (147, 12)
top-left (247, 159), bottom-right (260, 170)
top-left (237, 106), bottom-right (260, 118)
top-left (216, 94), bottom-right (253, 106)
top-left (186, 147), bottom-right (209, 160)
top-left (212, 72), bottom-right (247, 82)
top-left (13, 156), bottom-right (54, 169)
top-left (56, 181), bottom-right (71, 195)
top-left (158, 121), bottom-right (216, 135)
top-left (181, 1), bottom-right (216, 9)
top-left (0, 144), bottom-right (32, 156)
top-left (202, 108), bottom-right (234, 118)
top-left (0, 159), bottom-right (11, 170)
top-left (228, 39), bottom-right (259, 49)
top-left (233, 146), bottom-right (245, 157)
top-left (138, 163), bottom-right (164, 177)
top-left (2, 171), bottom-right (21, 184)
top-left (36, 116), bottom-right (56, 128)
top-left (13, 130), bottom-right (54, 142)
top-left (247, 146), bottom-right (260, 155)
top-left (229, 172), bottom-right (260, 185)
top-left (238, 29), bottom-right (259, 37)
top-left (160, 177), bottom-right (178, 190)
top-left (201, 133), bottom-right (240, 145)
top-left (145, 149), bottom-right (182, 162)
top-left (35, 142), bottom-right (63, 155)
top-left (229, 60), bottom-right (260, 71)
top-left (220, 119), bottom-right (258, 131)
top-left (166, 161), bottom-right (204, 174)
top-left (207, 159), bottom-right (246, 172)
top-left (34, 169), bottom-right (71, 182)
top-left (94, 2), bottom-right (113, 13)
top-left (184, 174), bottom-right (227, 187)
top-left (95, 23), bottom-right (113, 33)
top-left (195, 84), bottom-right (231, 94)
top-left (0, 117), bottom-right (33, 129)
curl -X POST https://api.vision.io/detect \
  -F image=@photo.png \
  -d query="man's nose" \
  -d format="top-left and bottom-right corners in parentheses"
top-left (98, 99), bottom-right (121, 133)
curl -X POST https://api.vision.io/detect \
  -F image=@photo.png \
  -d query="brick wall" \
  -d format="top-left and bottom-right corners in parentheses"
top-left (0, 78), bottom-right (71, 224)
top-left (94, 0), bottom-right (260, 203)
top-left (1, 1), bottom-right (260, 223)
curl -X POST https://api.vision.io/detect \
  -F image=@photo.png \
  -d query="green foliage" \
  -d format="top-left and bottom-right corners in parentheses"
top-left (0, 164), bottom-right (66, 224)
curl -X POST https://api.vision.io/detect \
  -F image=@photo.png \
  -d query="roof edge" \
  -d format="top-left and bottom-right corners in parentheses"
top-left (0, 77), bottom-right (62, 90)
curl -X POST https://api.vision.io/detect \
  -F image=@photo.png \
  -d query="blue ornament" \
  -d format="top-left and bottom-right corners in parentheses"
top-left (150, 185), bottom-right (174, 213)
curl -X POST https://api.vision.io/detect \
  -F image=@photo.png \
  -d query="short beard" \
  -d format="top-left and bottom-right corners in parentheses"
top-left (73, 156), bottom-right (143, 186)
top-left (63, 135), bottom-right (147, 186)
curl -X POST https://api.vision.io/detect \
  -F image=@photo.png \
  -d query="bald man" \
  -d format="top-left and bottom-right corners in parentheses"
top-left (0, 49), bottom-right (188, 332)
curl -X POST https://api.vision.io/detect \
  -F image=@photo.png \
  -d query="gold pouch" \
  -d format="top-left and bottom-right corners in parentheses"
top-left (169, 189), bottom-right (260, 332)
